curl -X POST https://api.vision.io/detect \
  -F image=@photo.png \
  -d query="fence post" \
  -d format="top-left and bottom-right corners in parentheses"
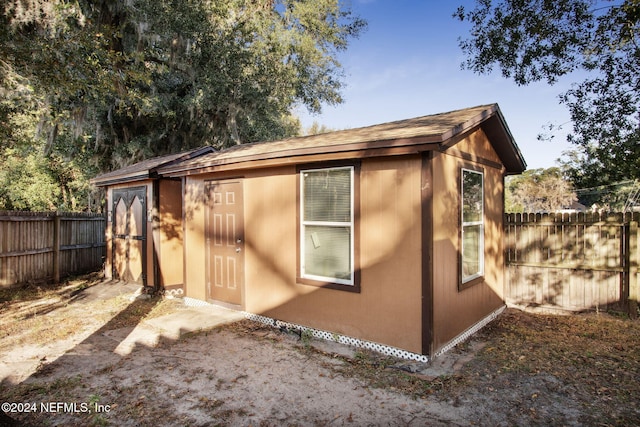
top-left (629, 215), bottom-right (638, 318)
top-left (53, 212), bottom-right (61, 283)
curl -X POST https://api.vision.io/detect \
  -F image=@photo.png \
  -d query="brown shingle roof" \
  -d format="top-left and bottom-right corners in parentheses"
top-left (158, 104), bottom-right (526, 176)
top-left (91, 146), bottom-right (215, 186)
top-left (92, 104), bottom-right (526, 185)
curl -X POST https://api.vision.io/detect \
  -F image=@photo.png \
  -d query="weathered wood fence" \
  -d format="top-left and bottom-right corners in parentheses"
top-left (505, 212), bottom-right (639, 314)
top-left (0, 211), bottom-right (106, 287)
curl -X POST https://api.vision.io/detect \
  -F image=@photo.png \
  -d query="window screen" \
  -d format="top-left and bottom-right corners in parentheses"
top-left (301, 167), bottom-right (354, 285)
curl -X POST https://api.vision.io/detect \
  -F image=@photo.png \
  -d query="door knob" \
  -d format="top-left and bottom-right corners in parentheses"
top-left (236, 248), bottom-right (241, 253)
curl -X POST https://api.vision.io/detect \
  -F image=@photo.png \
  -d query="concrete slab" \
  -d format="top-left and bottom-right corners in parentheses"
top-left (144, 304), bottom-right (245, 339)
top-left (103, 304), bottom-right (246, 355)
top-left (109, 324), bottom-right (166, 355)
top-left (72, 280), bottom-right (142, 305)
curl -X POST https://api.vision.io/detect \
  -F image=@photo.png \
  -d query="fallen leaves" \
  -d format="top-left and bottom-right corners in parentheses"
top-left (460, 309), bottom-right (640, 425)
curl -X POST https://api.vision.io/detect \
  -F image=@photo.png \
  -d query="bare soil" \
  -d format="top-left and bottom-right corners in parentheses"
top-left (1, 274), bottom-right (639, 426)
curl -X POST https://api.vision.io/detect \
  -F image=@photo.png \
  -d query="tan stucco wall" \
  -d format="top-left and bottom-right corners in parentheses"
top-left (183, 157), bottom-right (424, 353)
top-left (431, 128), bottom-right (505, 353)
top-left (158, 179), bottom-right (183, 287)
top-left (183, 177), bottom-right (207, 301)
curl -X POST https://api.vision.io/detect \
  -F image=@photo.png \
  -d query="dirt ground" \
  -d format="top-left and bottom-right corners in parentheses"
top-left (1, 275), bottom-right (639, 426)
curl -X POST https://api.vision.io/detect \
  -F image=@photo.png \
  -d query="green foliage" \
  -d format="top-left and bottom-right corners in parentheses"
top-left (578, 180), bottom-right (640, 211)
top-left (0, 0), bottom-right (365, 210)
top-left (558, 147), bottom-right (640, 209)
top-left (0, 99), bottom-right (99, 211)
top-left (0, 104), bottom-right (57, 211)
top-left (0, 148), bottom-right (60, 211)
top-left (506, 167), bottom-right (577, 213)
top-left (456, 0), bottom-right (640, 187)
top-left (455, 0), bottom-right (593, 85)
top-left (304, 121), bottom-right (337, 135)
top-left (0, 145), bottom-right (96, 212)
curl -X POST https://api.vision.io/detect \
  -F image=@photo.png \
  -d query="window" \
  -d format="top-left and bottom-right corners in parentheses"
top-left (461, 168), bottom-right (484, 284)
top-left (300, 166), bottom-right (354, 286)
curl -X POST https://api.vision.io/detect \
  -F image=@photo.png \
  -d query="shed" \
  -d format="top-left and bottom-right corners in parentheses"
top-left (95, 104), bottom-right (526, 360)
top-left (91, 147), bottom-right (214, 293)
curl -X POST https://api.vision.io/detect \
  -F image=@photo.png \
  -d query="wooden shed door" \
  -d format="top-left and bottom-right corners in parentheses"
top-left (205, 180), bottom-right (244, 306)
top-left (112, 187), bottom-right (146, 285)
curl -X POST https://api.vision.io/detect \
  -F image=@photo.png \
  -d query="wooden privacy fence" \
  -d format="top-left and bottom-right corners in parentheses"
top-left (505, 212), bottom-right (639, 314)
top-left (0, 211), bottom-right (106, 287)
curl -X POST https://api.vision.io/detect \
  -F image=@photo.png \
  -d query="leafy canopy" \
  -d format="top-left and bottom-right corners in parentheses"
top-left (506, 167), bottom-right (578, 213)
top-left (455, 0), bottom-right (640, 188)
top-left (0, 0), bottom-right (365, 210)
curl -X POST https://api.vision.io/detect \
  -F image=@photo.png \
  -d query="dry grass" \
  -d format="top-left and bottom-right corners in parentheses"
top-left (0, 275), bottom-right (101, 350)
top-left (279, 309), bottom-right (640, 425)
top-left (336, 349), bottom-right (462, 398)
top-left (220, 320), bottom-right (468, 401)
top-left (458, 309), bottom-right (640, 424)
top-left (2, 275), bottom-right (639, 425)
top-left (0, 274), bottom-right (181, 352)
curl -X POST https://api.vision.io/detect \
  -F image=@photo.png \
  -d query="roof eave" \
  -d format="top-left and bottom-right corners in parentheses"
top-left (158, 135), bottom-right (444, 177)
top-left (93, 104), bottom-right (527, 182)
top-left (480, 106), bottom-right (527, 174)
top-left (90, 172), bottom-right (152, 187)
top-left (90, 146), bottom-right (216, 187)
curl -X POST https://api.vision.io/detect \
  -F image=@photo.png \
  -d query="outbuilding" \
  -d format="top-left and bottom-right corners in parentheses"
top-left (95, 104), bottom-right (526, 360)
top-left (91, 147), bottom-right (214, 294)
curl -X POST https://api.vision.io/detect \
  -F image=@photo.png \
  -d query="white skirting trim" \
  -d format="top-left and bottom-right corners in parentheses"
top-left (243, 312), bottom-right (430, 363)
top-left (183, 297), bottom-right (506, 363)
top-left (433, 304), bottom-right (506, 358)
top-left (183, 297), bottom-right (429, 362)
top-left (183, 296), bottom-right (211, 307)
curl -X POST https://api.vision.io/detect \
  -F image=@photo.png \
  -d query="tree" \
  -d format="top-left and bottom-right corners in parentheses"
top-left (557, 148), bottom-right (638, 208)
top-left (455, 0), bottom-right (640, 187)
top-left (0, 0), bottom-right (365, 210)
top-left (0, 149), bottom-right (60, 211)
top-left (304, 121), bottom-right (337, 135)
top-left (506, 168), bottom-right (578, 213)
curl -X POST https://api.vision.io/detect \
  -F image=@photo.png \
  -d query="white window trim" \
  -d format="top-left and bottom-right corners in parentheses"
top-left (461, 168), bottom-right (484, 283)
top-left (300, 166), bottom-right (355, 286)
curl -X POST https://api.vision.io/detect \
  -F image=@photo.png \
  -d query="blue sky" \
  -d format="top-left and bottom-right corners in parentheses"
top-left (297, 0), bottom-right (578, 170)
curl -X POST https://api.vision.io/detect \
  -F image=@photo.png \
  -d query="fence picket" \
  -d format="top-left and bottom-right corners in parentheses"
top-left (505, 211), bottom-right (638, 314)
top-left (629, 217), bottom-right (639, 318)
top-left (0, 211), bottom-right (105, 287)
